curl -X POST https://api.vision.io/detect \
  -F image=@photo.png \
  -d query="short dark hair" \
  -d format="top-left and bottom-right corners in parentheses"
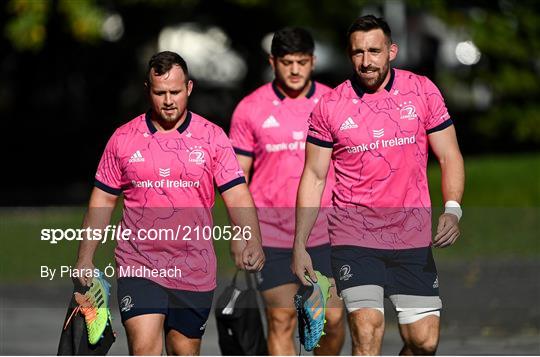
top-left (271, 27), bottom-right (315, 57)
top-left (347, 15), bottom-right (392, 46)
top-left (146, 51), bottom-right (189, 85)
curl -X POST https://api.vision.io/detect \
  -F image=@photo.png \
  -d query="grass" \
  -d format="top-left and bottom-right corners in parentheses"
top-left (428, 152), bottom-right (540, 261)
top-left (428, 152), bottom-right (540, 206)
top-left (0, 153), bottom-right (538, 281)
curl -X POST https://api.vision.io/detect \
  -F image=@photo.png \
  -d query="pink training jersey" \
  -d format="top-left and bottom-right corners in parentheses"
top-left (307, 69), bottom-right (452, 250)
top-left (95, 111), bottom-right (245, 291)
top-left (229, 81), bottom-right (334, 248)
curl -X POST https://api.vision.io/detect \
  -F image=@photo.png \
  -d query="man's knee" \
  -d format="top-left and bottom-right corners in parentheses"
top-left (400, 314), bottom-right (440, 355)
top-left (349, 310), bottom-right (385, 355)
top-left (349, 308), bottom-right (385, 345)
top-left (267, 308), bottom-right (296, 334)
top-left (130, 340), bottom-right (162, 355)
top-left (125, 315), bottom-right (164, 355)
top-left (404, 332), bottom-right (438, 355)
top-left (128, 328), bottom-right (163, 355)
top-left (324, 307), bottom-right (345, 331)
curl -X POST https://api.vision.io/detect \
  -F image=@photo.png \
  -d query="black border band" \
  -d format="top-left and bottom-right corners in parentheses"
top-left (306, 135), bottom-right (333, 148)
top-left (94, 179), bottom-right (122, 196)
top-left (306, 81), bottom-right (316, 98)
top-left (177, 111), bottom-right (192, 134)
top-left (233, 147), bottom-right (254, 157)
top-left (272, 81), bottom-right (286, 100)
top-left (351, 68), bottom-right (395, 98)
top-left (272, 81), bottom-right (316, 99)
top-left (384, 68), bottom-right (395, 92)
top-left (218, 176), bottom-right (247, 194)
top-left (145, 110), bottom-right (157, 134)
top-left (145, 110), bottom-right (192, 134)
top-left (427, 119), bottom-right (453, 134)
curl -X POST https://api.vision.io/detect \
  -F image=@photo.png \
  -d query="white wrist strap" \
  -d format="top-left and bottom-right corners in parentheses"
top-left (444, 200), bottom-right (462, 221)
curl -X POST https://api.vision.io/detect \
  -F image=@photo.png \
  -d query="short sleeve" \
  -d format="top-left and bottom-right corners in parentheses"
top-left (94, 131), bottom-right (123, 196)
top-left (213, 129), bottom-right (246, 193)
top-left (306, 97), bottom-right (334, 148)
top-left (422, 77), bottom-right (453, 134)
top-left (229, 100), bottom-right (255, 157)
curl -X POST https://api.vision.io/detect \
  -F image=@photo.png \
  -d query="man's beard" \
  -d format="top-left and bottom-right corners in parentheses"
top-left (356, 62), bottom-right (389, 92)
top-left (275, 70), bottom-right (310, 94)
top-left (160, 109), bottom-right (181, 123)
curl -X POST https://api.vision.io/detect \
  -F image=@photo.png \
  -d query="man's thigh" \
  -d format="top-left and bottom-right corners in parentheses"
top-left (117, 277), bottom-right (168, 320)
top-left (118, 277), bottom-right (213, 334)
top-left (257, 244), bottom-right (334, 292)
top-left (165, 328), bottom-right (203, 356)
top-left (165, 289), bottom-right (214, 339)
top-left (331, 246), bottom-right (387, 312)
top-left (387, 247), bottom-right (442, 325)
top-left (261, 283), bottom-right (298, 339)
top-left (124, 314), bottom-right (165, 355)
top-left (261, 283), bottom-right (298, 309)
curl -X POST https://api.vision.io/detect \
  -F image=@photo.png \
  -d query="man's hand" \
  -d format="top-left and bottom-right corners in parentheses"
top-left (74, 259), bottom-right (96, 287)
top-left (291, 245), bottom-right (317, 286)
top-left (230, 239), bottom-right (247, 269)
top-left (433, 213), bottom-right (460, 248)
top-left (242, 240), bottom-right (265, 272)
top-left (220, 184), bottom-right (265, 271)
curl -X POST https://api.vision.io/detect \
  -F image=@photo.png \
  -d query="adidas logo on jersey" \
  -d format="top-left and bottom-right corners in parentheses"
top-left (129, 150), bottom-right (145, 163)
top-left (339, 117), bottom-right (358, 131)
top-left (262, 115), bottom-right (280, 128)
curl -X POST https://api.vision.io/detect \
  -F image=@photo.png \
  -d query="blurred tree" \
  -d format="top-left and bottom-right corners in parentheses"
top-left (1, 0), bottom-right (538, 205)
top-left (4, 0), bottom-right (199, 50)
top-left (3, 0), bottom-right (539, 147)
top-left (4, 0), bottom-right (51, 51)
top-left (57, 0), bottom-right (105, 43)
top-left (5, 0), bottom-right (107, 50)
top-left (413, 0), bottom-right (540, 147)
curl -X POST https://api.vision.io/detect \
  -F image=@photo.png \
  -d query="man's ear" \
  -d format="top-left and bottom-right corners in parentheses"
top-left (269, 56), bottom-right (276, 71)
top-left (187, 80), bottom-right (193, 97)
top-left (389, 43), bottom-right (398, 62)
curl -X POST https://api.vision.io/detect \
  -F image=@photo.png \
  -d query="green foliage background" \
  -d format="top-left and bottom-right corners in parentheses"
top-left (4, 0), bottom-right (539, 146)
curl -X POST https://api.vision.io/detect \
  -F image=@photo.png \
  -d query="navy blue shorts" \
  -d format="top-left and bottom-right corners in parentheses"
top-left (256, 244), bottom-right (333, 291)
top-left (331, 246), bottom-right (439, 297)
top-left (117, 278), bottom-right (214, 338)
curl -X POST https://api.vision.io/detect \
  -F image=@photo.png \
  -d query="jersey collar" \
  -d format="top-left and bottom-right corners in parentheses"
top-left (350, 68), bottom-right (395, 98)
top-left (271, 80), bottom-right (316, 100)
top-left (145, 110), bottom-right (192, 134)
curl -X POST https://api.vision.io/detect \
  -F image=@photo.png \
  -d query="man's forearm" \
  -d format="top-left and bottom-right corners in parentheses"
top-left (294, 174), bottom-right (326, 249)
top-left (227, 205), bottom-right (262, 246)
top-left (77, 206), bottom-right (115, 263)
top-left (222, 184), bottom-right (263, 246)
top-left (440, 150), bottom-right (465, 204)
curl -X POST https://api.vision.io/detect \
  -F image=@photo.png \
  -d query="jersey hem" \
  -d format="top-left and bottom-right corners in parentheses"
top-left (427, 119), bottom-right (453, 134)
top-left (94, 179), bottom-right (122, 196)
top-left (217, 176), bottom-right (246, 194)
top-left (307, 135), bottom-right (333, 148)
top-left (233, 147), bottom-right (254, 157)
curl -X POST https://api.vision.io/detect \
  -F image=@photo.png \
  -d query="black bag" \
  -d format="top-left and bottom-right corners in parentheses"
top-left (57, 278), bottom-right (115, 355)
top-left (214, 270), bottom-right (268, 355)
